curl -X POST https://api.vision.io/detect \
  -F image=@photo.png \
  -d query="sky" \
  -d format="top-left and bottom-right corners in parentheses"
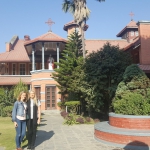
top-left (0, 0), bottom-right (150, 53)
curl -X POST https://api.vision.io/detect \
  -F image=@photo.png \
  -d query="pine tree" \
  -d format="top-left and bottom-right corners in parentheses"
top-left (53, 31), bottom-right (83, 100)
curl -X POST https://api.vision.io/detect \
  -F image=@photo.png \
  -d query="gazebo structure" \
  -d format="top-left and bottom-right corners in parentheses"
top-left (24, 31), bottom-right (66, 110)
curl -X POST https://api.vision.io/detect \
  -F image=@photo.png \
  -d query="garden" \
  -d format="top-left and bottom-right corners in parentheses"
top-left (52, 31), bottom-right (150, 126)
top-left (0, 81), bottom-right (28, 150)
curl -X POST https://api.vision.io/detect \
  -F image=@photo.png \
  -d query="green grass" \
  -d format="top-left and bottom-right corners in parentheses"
top-left (0, 117), bottom-right (27, 150)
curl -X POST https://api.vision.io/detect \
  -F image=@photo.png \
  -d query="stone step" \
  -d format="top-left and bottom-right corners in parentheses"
top-left (94, 121), bottom-right (150, 150)
top-left (95, 121), bottom-right (150, 136)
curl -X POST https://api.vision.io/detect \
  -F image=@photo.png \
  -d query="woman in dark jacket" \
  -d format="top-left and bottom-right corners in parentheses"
top-left (26, 91), bottom-right (41, 150)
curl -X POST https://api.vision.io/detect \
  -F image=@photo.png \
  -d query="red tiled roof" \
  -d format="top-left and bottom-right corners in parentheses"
top-left (123, 36), bottom-right (140, 51)
top-left (85, 39), bottom-right (129, 54)
top-left (139, 65), bottom-right (150, 71)
top-left (63, 20), bottom-right (88, 31)
top-left (0, 40), bottom-right (30, 62)
top-left (24, 31), bottom-right (67, 45)
top-left (0, 75), bottom-right (31, 85)
top-left (117, 20), bottom-right (138, 37)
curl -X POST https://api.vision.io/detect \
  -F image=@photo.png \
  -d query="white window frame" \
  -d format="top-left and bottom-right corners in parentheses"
top-left (131, 31), bottom-right (134, 36)
top-left (135, 31), bottom-right (139, 36)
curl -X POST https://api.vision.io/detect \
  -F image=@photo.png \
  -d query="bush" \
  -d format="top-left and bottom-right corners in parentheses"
top-left (64, 101), bottom-right (80, 113)
top-left (2, 106), bottom-right (13, 117)
top-left (112, 64), bottom-right (150, 115)
top-left (57, 101), bottom-right (65, 110)
top-left (13, 80), bottom-right (28, 99)
top-left (64, 113), bottom-right (79, 125)
top-left (113, 93), bottom-right (150, 115)
top-left (76, 117), bottom-right (84, 124)
top-left (60, 110), bottom-right (68, 118)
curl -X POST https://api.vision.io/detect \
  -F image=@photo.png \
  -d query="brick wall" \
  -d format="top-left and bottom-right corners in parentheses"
top-left (138, 21), bottom-right (150, 65)
top-left (95, 130), bottom-right (150, 146)
top-left (109, 116), bottom-right (150, 129)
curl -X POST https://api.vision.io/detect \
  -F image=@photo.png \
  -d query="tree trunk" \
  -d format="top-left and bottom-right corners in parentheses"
top-left (81, 27), bottom-right (85, 59)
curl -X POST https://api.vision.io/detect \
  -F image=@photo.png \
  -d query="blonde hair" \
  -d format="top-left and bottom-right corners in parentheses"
top-left (17, 91), bottom-right (28, 102)
top-left (29, 90), bottom-right (38, 106)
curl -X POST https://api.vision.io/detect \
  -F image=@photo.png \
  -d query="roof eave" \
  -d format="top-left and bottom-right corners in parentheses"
top-left (117, 26), bottom-right (138, 37)
top-left (24, 39), bottom-right (67, 46)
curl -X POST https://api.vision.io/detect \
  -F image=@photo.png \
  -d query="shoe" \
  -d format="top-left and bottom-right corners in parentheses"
top-left (31, 146), bottom-right (35, 150)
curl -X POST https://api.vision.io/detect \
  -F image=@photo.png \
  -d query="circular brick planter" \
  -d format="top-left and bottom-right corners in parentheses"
top-left (109, 112), bottom-right (150, 130)
top-left (94, 113), bottom-right (150, 149)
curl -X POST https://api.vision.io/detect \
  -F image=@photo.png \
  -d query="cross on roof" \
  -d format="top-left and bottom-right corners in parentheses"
top-left (45, 18), bottom-right (55, 32)
top-left (129, 12), bottom-right (134, 21)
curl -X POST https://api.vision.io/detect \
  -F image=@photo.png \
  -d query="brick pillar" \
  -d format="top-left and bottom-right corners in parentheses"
top-left (137, 21), bottom-right (150, 64)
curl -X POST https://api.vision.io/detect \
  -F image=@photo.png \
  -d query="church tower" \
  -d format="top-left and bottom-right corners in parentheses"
top-left (116, 20), bottom-right (138, 43)
top-left (63, 21), bottom-right (88, 37)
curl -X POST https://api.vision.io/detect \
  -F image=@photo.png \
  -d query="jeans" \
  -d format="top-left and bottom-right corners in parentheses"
top-left (26, 119), bottom-right (37, 148)
top-left (15, 118), bottom-right (26, 148)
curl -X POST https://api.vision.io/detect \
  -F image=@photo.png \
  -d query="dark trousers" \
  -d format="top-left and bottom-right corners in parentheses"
top-left (26, 119), bottom-right (37, 147)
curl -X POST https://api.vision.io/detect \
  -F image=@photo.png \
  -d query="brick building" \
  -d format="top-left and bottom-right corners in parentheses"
top-left (0, 20), bottom-right (150, 110)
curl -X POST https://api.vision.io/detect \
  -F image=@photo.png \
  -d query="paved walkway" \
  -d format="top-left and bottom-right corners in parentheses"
top-left (23, 112), bottom-right (125, 150)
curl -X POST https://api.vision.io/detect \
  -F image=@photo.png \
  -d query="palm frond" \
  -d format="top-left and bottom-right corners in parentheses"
top-left (62, 0), bottom-right (70, 13)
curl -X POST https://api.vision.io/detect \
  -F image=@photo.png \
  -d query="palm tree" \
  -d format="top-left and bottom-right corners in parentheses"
top-left (62, 0), bottom-right (105, 58)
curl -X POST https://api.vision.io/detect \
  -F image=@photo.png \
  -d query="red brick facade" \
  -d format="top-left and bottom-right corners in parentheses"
top-left (109, 116), bottom-right (150, 130)
top-left (95, 130), bottom-right (150, 146)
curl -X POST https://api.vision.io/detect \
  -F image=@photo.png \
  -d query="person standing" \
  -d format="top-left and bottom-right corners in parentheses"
top-left (26, 91), bottom-right (41, 150)
top-left (12, 91), bottom-right (28, 150)
top-left (47, 54), bottom-right (54, 70)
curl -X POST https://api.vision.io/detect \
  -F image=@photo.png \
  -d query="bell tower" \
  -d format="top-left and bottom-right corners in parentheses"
top-left (63, 21), bottom-right (89, 37)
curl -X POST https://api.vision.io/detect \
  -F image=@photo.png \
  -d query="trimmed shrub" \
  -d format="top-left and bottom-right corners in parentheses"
top-left (113, 92), bottom-right (150, 115)
top-left (64, 101), bottom-right (80, 113)
top-left (112, 64), bottom-right (150, 115)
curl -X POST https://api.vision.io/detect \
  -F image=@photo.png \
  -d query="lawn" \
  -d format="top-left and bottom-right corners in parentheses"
top-left (0, 117), bottom-right (27, 150)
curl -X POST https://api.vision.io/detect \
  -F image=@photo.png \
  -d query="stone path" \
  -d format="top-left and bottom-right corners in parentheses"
top-left (23, 112), bottom-right (125, 150)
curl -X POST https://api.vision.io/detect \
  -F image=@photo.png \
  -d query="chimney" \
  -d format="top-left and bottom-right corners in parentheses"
top-left (6, 42), bottom-right (12, 52)
top-left (137, 21), bottom-right (150, 65)
top-left (24, 35), bottom-right (30, 41)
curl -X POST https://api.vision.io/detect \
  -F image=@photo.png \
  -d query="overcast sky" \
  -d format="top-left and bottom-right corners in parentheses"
top-left (0, 0), bottom-right (150, 52)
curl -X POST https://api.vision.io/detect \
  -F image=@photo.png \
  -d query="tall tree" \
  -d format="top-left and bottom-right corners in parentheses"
top-left (82, 43), bottom-right (132, 113)
top-left (53, 31), bottom-right (83, 100)
top-left (62, 0), bottom-right (105, 58)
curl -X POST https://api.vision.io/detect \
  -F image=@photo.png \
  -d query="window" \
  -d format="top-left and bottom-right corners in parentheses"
top-left (135, 31), bottom-right (139, 36)
top-left (131, 31), bottom-right (134, 36)
top-left (29, 63), bottom-right (32, 74)
top-left (5, 63), bottom-right (9, 74)
top-left (20, 64), bottom-right (25, 75)
top-left (12, 64), bottom-right (16, 75)
top-left (29, 63), bottom-right (37, 72)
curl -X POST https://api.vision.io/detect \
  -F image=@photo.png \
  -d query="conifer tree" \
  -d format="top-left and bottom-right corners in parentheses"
top-left (53, 31), bottom-right (83, 100)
